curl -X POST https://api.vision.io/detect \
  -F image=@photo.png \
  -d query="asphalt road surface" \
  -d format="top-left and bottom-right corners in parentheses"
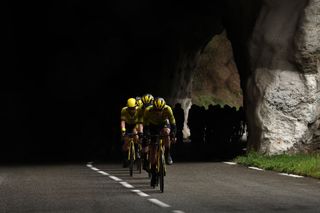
top-left (1, 161), bottom-right (320, 213)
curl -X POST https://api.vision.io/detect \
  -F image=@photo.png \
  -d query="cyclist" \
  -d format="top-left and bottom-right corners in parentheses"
top-left (137, 94), bottom-right (154, 170)
top-left (143, 97), bottom-right (177, 186)
top-left (120, 97), bottom-right (143, 167)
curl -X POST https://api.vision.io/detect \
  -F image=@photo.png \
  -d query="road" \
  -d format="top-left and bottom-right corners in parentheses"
top-left (1, 161), bottom-right (320, 213)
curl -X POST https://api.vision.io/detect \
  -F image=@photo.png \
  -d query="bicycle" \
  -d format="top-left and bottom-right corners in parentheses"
top-left (125, 133), bottom-right (138, 177)
top-left (147, 134), bottom-right (166, 193)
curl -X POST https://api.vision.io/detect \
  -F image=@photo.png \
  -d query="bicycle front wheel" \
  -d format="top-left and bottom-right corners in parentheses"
top-left (136, 146), bottom-right (142, 174)
top-left (129, 141), bottom-right (135, 176)
top-left (159, 151), bottom-right (165, 193)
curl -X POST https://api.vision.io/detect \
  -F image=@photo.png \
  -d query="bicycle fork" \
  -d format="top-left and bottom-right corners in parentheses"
top-left (128, 140), bottom-right (136, 161)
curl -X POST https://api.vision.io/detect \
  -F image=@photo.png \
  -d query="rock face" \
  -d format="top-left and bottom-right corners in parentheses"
top-left (192, 31), bottom-right (243, 108)
top-left (246, 0), bottom-right (320, 154)
top-left (169, 0), bottom-right (320, 155)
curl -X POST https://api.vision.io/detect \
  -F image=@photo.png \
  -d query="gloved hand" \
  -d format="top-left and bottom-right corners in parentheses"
top-left (170, 124), bottom-right (177, 143)
top-left (171, 124), bottom-right (177, 137)
top-left (121, 128), bottom-right (126, 137)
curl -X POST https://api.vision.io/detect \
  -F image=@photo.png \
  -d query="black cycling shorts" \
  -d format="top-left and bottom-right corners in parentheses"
top-left (125, 123), bottom-right (137, 133)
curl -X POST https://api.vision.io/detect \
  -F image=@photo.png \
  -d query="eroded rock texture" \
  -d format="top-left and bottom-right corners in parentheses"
top-left (192, 31), bottom-right (242, 108)
top-left (247, 0), bottom-right (320, 154)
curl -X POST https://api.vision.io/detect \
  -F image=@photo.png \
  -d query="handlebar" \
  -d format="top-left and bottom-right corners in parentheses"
top-left (123, 133), bottom-right (138, 137)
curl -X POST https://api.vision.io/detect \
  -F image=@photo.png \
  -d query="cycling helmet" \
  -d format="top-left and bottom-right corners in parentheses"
top-left (136, 96), bottom-right (143, 107)
top-left (153, 97), bottom-right (166, 110)
top-left (141, 94), bottom-right (154, 105)
top-left (127, 98), bottom-right (136, 108)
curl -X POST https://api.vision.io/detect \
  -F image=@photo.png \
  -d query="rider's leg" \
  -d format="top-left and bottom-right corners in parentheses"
top-left (122, 136), bottom-right (130, 168)
top-left (142, 144), bottom-right (149, 170)
top-left (150, 145), bottom-right (158, 187)
top-left (132, 128), bottom-right (141, 159)
top-left (162, 127), bottom-right (173, 165)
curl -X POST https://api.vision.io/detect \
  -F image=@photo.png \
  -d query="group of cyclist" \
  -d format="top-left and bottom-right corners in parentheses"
top-left (120, 93), bottom-right (177, 187)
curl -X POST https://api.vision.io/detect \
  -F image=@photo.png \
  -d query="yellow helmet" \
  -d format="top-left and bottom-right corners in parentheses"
top-left (135, 96), bottom-right (143, 106)
top-left (136, 98), bottom-right (143, 107)
top-left (141, 94), bottom-right (154, 106)
top-left (153, 97), bottom-right (166, 110)
top-left (127, 98), bottom-right (136, 108)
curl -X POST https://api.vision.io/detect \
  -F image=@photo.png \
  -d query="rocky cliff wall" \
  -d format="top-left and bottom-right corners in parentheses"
top-left (246, 0), bottom-right (320, 154)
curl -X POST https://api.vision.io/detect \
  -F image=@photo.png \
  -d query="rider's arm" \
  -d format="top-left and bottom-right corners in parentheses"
top-left (120, 108), bottom-right (127, 135)
top-left (166, 106), bottom-right (176, 126)
top-left (165, 106), bottom-right (177, 136)
top-left (120, 120), bottom-right (126, 132)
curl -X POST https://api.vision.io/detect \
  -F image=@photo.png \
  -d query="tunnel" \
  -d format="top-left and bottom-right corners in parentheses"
top-left (3, 0), bottom-right (320, 163)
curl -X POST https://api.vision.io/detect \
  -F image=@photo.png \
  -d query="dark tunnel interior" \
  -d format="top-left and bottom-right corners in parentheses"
top-left (3, 1), bottom-right (262, 163)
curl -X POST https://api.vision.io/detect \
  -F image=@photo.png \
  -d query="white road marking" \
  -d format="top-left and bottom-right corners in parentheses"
top-left (109, 175), bottom-right (122, 181)
top-left (172, 210), bottom-right (186, 213)
top-left (279, 173), bottom-right (304, 178)
top-left (222, 161), bottom-right (305, 179)
top-left (98, 171), bottom-right (109, 176)
top-left (224, 162), bottom-right (237, 165)
top-left (87, 162), bottom-right (183, 211)
top-left (120, 181), bottom-right (134, 188)
top-left (131, 189), bottom-right (149, 197)
top-left (248, 166), bottom-right (264, 171)
top-left (148, 198), bottom-right (171, 208)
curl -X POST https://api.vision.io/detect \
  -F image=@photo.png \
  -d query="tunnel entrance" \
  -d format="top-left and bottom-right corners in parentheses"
top-left (4, 1), bottom-right (255, 163)
top-left (6, 1), bottom-right (318, 163)
top-left (170, 30), bottom-right (246, 161)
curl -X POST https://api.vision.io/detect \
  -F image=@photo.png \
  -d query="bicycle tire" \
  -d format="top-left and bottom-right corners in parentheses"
top-left (136, 145), bottom-right (142, 174)
top-left (146, 148), bottom-right (151, 178)
top-left (159, 151), bottom-right (165, 193)
top-left (159, 139), bottom-right (165, 193)
top-left (129, 140), bottom-right (135, 177)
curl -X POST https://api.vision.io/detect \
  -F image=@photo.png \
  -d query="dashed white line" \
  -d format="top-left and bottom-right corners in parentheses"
top-left (98, 171), bottom-right (109, 176)
top-left (172, 210), bottom-right (186, 213)
top-left (120, 181), bottom-right (134, 189)
top-left (109, 175), bottom-right (122, 181)
top-left (224, 162), bottom-right (237, 165)
top-left (248, 166), bottom-right (264, 171)
top-left (131, 189), bottom-right (149, 197)
top-left (87, 162), bottom-right (185, 212)
top-left (222, 162), bottom-right (306, 179)
top-left (279, 173), bottom-right (304, 178)
top-left (148, 198), bottom-right (171, 208)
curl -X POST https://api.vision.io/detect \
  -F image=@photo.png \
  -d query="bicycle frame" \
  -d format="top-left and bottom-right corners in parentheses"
top-left (128, 137), bottom-right (136, 161)
top-left (125, 133), bottom-right (137, 176)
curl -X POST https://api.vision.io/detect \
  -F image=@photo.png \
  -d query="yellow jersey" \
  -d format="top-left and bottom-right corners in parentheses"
top-left (120, 106), bottom-right (142, 125)
top-left (143, 105), bottom-right (176, 126)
